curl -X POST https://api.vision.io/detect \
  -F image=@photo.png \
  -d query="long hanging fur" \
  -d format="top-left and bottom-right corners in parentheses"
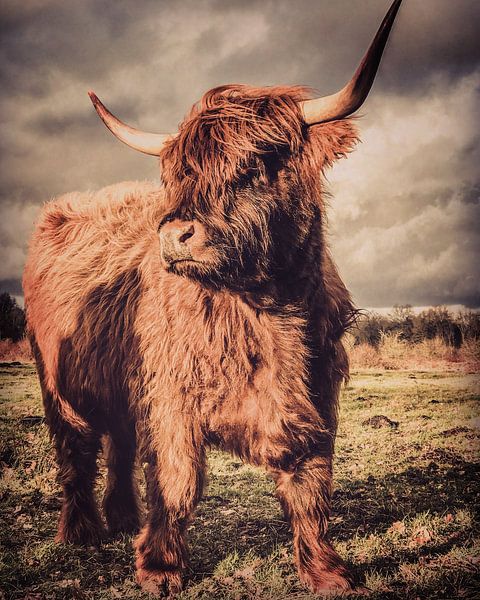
top-left (24, 85), bottom-right (360, 596)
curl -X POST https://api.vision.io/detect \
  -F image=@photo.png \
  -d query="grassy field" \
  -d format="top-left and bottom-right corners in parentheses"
top-left (0, 363), bottom-right (479, 599)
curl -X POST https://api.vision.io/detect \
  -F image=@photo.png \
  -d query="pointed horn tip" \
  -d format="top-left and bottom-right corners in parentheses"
top-left (301, 0), bottom-right (403, 125)
top-left (88, 90), bottom-right (100, 106)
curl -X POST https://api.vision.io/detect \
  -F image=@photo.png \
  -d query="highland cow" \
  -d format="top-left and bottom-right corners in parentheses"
top-left (23, 1), bottom-right (402, 595)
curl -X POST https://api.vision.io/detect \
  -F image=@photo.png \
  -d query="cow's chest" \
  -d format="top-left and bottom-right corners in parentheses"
top-left (166, 297), bottom-right (310, 448)
top-left (137, 280), bottom-right (320, 463)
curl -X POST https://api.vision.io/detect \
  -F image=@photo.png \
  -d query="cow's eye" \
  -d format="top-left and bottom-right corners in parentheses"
top-left (158, 215), bottom-right (175, 229)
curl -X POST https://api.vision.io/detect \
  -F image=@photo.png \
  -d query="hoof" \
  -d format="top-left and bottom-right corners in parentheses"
top-left (55, 523), bottom-right (105, 547)
top-left (136, 567), bottom-right (183, 597)
top-left (300, 569), bottom-right (361, 597)
top-left (104, 494), bottom-right (141, 537)
top-left (56, 505), bottom-right (105, 546)
top-left (314, 585), bottom-right (370, 597)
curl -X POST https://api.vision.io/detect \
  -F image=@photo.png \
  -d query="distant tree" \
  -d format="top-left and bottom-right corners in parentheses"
top-left (353, 305), bottom-right (472, 348)
top-left (388, 304), bottom-right (415, 342)
top-left (353, 312), bottom-right (389, 348)
top-left (390, 304), bottom-right (414, 322)
top-left (0, 293), bottom-right (26, 342)
top-left (456, 310), bottom-right (480, 341)
top-left (414, 306), bottom-right (462, 348)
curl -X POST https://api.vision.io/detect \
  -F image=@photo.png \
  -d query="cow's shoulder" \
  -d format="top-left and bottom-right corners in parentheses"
top-left (24, 181), bottom-right (166, 310)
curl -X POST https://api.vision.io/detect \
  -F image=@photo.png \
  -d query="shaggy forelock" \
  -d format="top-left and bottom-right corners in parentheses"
top-left (160, 85), bottom-right (309, 213)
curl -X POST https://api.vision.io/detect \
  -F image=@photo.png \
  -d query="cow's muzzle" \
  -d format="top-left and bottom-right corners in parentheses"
top-left (158, 219), bottom-right (198, 265)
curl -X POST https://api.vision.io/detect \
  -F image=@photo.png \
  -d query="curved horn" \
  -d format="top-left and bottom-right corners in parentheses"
top-left (88, 91), bottom-right (171, 156)
top-left (301, 0), bottom-right (402, 125)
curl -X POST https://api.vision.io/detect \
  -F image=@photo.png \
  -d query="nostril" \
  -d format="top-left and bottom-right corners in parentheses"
top-left (178, 225), bottom-right (194, 244)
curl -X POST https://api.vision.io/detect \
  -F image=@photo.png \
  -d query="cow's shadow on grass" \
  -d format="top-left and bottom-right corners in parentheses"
top-left (332, 459), bottom-right (479, 538)
top-left (4, 447), bottom-right (478, 596)
top-left (188, 457), bottom-right (479, 580)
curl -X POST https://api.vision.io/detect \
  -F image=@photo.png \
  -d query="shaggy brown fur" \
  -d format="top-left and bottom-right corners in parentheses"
top-left (24, 85), bottom-right (359, 596)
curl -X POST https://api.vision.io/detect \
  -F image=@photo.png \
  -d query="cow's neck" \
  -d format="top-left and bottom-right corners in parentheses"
top-left (241, 216), bottom-right (326, 312)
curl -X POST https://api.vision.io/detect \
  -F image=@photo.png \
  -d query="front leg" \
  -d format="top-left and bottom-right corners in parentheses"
top-left (135, 420), bottom-right (205, 596)
top-left (272, 449), bottom-right (355, 595)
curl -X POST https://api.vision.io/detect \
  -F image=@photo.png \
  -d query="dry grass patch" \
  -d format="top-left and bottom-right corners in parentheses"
top-left (347, 333), bottom-right (480, 372)
top-left (0, 364), bottom-right (479, 599)
top-left (0, 339), bottom-right (33, 363)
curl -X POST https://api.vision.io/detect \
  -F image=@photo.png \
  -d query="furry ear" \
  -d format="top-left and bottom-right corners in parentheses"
top-left (308, 119), bottom-right (359, 170)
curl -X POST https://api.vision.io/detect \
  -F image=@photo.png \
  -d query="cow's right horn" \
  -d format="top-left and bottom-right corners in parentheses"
top-left (300, 0), bottom-right (402, 125)
top-left (88, 91), bottom-right (172, 156)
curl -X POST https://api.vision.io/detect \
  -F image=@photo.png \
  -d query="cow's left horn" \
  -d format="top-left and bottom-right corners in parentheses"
top-left (301, 0), bottom-right (402, 125)
top-left (88, 91), bottom-right (171, 156)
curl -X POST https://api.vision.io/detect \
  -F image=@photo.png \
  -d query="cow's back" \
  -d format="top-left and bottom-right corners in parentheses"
top-left (23, 181), bottom-right (165, 426)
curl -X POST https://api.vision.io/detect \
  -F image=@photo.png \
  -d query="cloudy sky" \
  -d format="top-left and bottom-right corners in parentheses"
top-left (1, 0), bottom-right (479, 309)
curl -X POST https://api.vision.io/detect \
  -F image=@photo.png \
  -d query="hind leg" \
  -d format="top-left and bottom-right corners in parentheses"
top-left (54, 418), bottom-right (105, 545)
top-left (29, 335), bottom-right (104, 545)
top-left (103, 421), bottom-right (141, 536)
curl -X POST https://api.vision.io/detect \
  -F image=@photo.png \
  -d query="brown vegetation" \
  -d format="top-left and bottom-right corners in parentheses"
top-left (0, 338), bottom-right (32, 363)
top-left (347, 333), bottom-right (479, 372)
top-left (2, 332), bottom-right (479, 374)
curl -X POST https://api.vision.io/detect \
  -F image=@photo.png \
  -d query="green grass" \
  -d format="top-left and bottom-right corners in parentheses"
top-left (0, 364), bottom-right (479, 599)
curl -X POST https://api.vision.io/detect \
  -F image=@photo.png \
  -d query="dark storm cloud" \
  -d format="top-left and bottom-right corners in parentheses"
top-left (328, 71), bottom-right (480, 308)
top-left (208, 0), bottom-right (480, 93)
top-left (3, 1), bottom-right (478, 101)
top-left (1, 0), bottom-right (479, 308)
